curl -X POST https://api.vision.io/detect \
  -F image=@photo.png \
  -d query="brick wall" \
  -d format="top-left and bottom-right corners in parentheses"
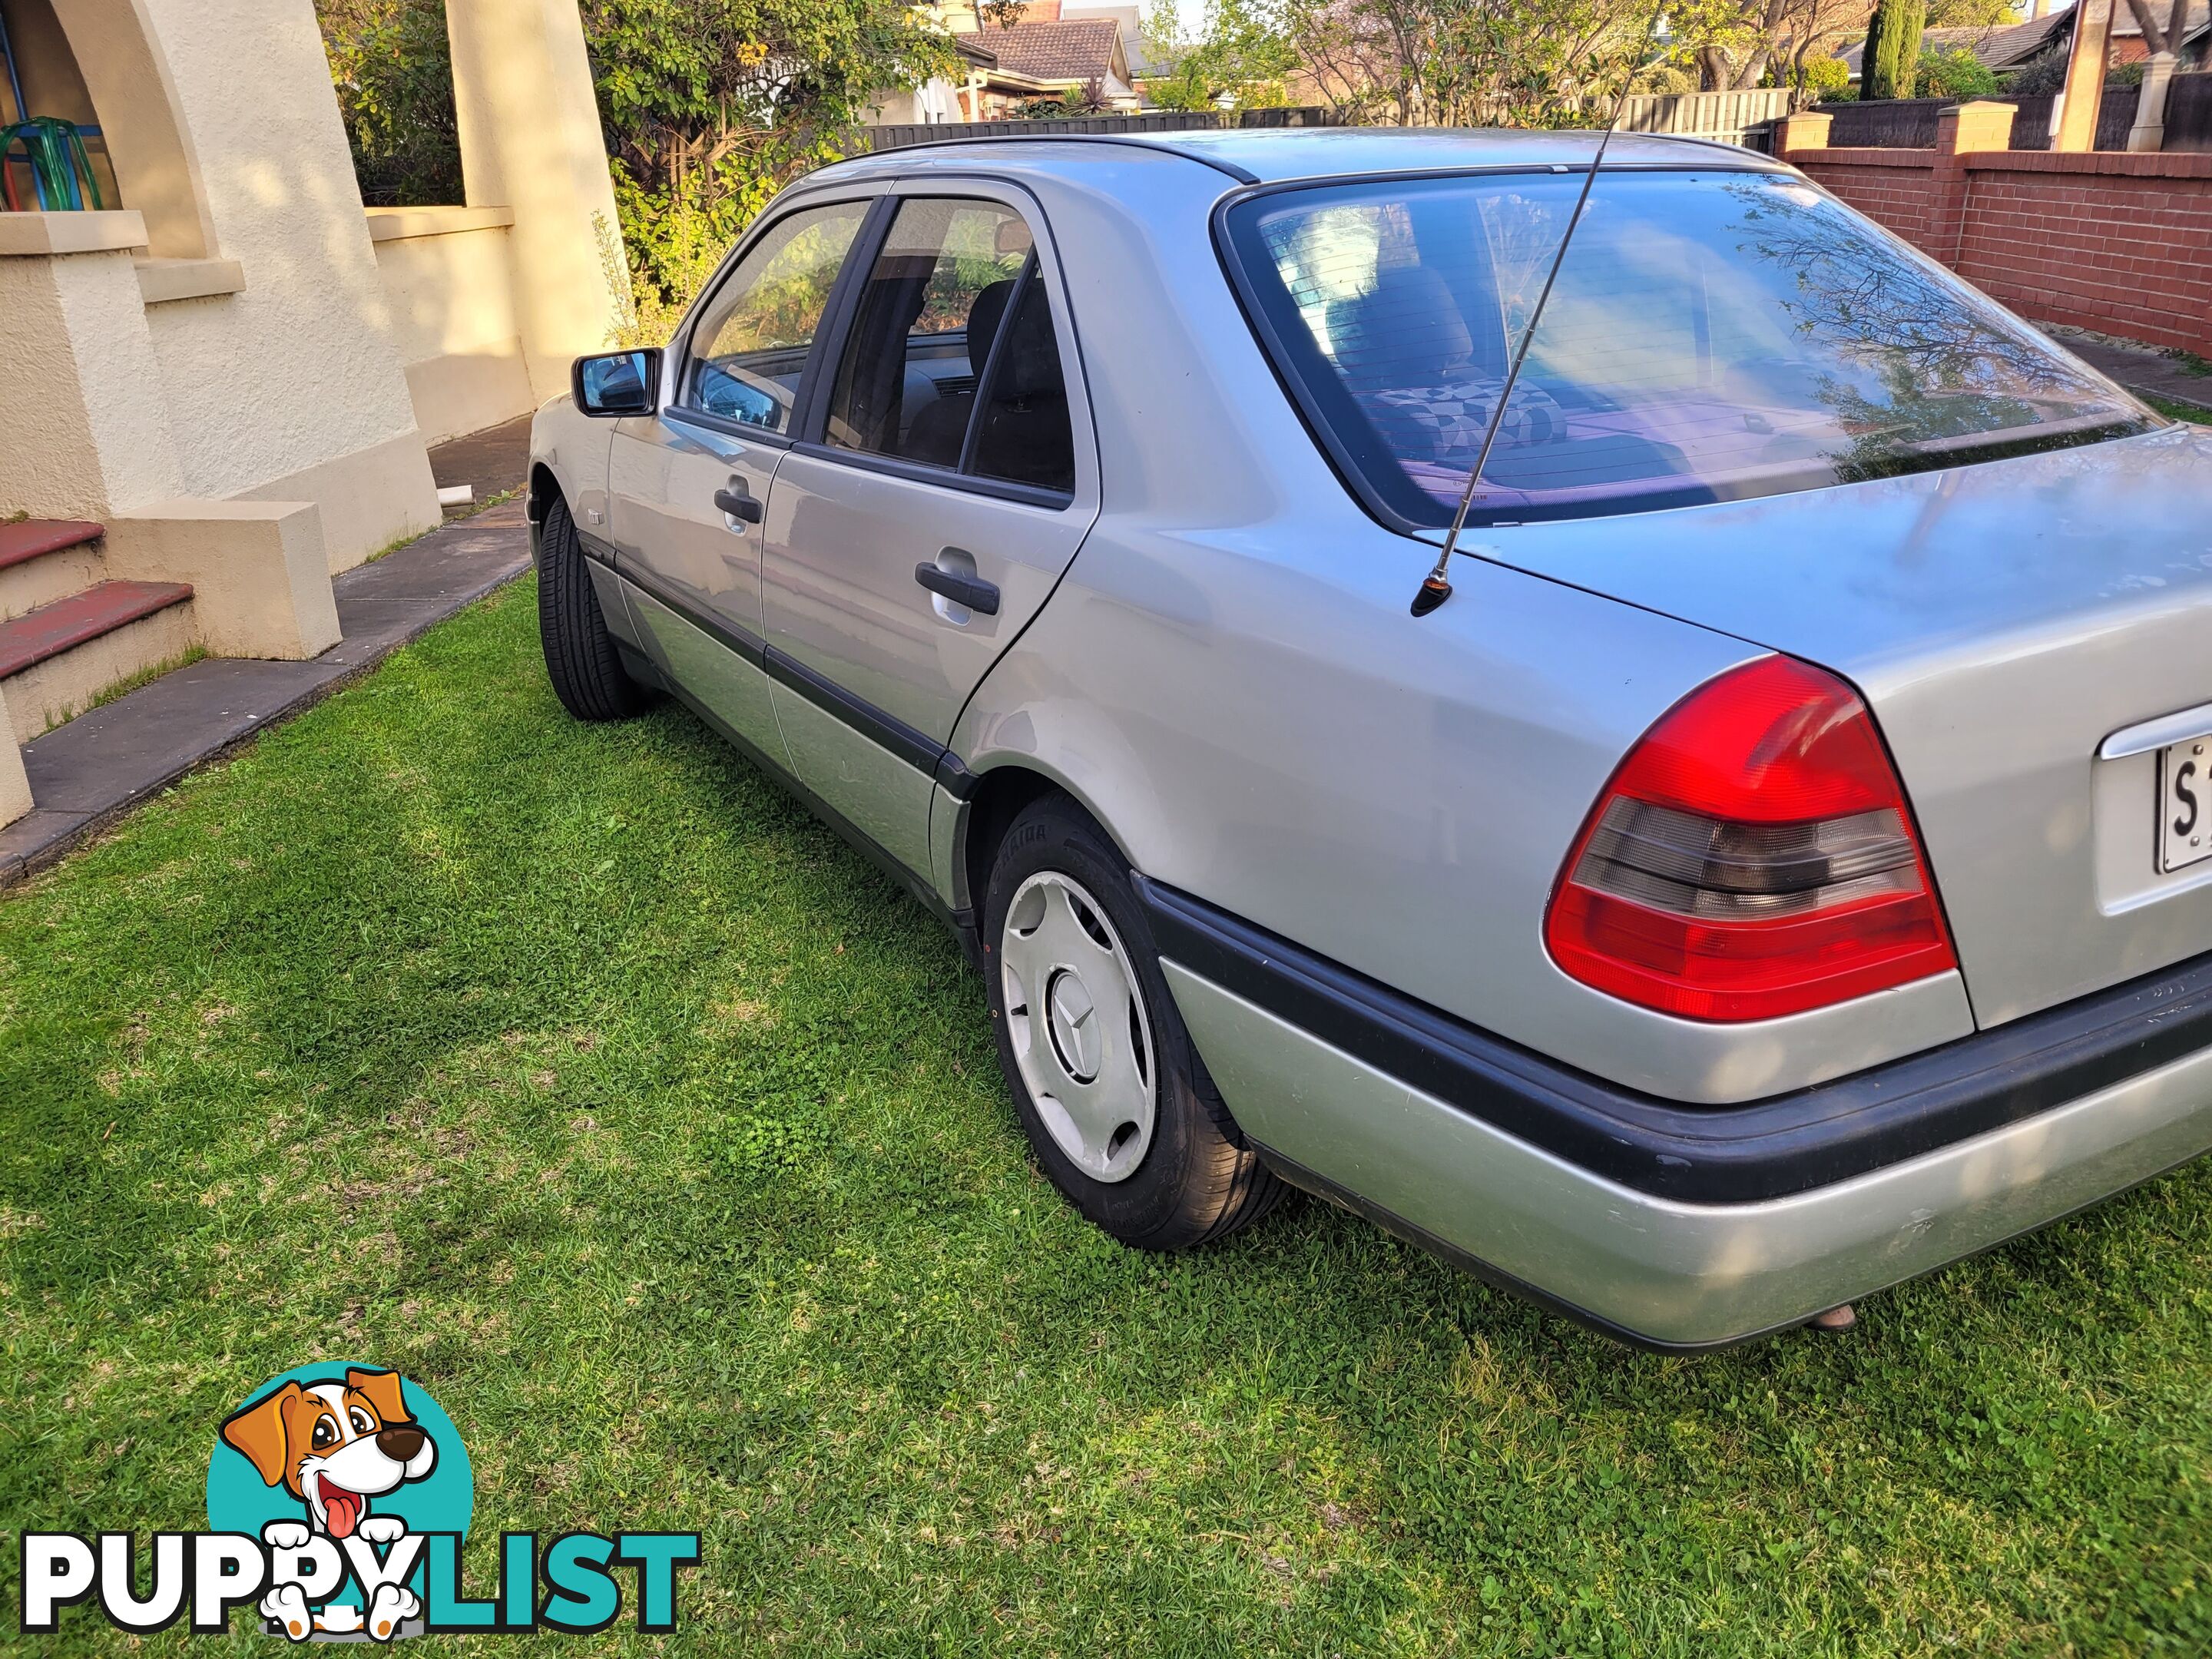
top-left (1792, 148), bottom-right (1945, 255)
top-left (1777, 104), bottom-right (2212, 359)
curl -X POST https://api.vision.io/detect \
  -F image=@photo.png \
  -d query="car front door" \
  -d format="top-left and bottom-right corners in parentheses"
top-left (760, 184), bottom-right (1101, 876)
top-left (608, 195), bottom-right (877, 763)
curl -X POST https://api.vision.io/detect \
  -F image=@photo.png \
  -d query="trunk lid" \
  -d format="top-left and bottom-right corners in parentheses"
top-left (1465, 425), bottom-right (2212, 1026)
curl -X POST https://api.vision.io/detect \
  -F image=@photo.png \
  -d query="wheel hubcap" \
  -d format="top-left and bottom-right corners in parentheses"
top-left (1001, 871), bottom-right (1155, 1183)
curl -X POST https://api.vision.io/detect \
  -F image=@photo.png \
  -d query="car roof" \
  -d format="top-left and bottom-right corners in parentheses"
top-left (813, 126), bottom-right (1788, 188)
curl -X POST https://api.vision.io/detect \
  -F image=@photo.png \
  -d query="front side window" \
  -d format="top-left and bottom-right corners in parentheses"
top-left (684, 200), bottom-right (869, 432)
top-left (1227, 170), bottom-right (2151, 526)
top-left (823, 197), bottom-right (1075, 494)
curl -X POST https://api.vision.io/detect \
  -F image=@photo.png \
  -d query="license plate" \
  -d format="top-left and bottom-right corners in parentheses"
top-left (2159, 734), bottom-right (2212, 873)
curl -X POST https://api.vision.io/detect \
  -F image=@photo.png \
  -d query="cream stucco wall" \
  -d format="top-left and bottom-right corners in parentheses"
top-left (447, 0), bottom-right (630, 398)
top-left (366, 206), bottom-right (536, 447)
top-left (0, 0), bottom-right (629, 823)
top-left (125, 0), bottom-right (439, 568)
top-left (0, 215), bottom-right (188, 522)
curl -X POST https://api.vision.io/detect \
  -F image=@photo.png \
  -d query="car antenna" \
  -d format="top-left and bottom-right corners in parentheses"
top-left (1409, 31), bottom-right (1657, 619)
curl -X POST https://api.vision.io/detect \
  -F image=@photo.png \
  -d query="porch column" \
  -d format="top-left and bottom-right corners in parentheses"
top-left (2053, 0), bottom-right (2113, 152)
top-left (2128, 51), bottom-right (2177, 151)
top-left (446, 0), bottom-right (631, 400)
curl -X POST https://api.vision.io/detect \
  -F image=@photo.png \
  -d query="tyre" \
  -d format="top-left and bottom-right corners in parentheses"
top-left (983, 795), bottom-right (1285, 1250)
top-left (537, 493), bottom-right (657, 721)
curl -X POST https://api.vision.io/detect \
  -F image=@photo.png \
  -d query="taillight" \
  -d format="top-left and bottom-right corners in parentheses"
top-left (1543, 654), bottom-right (1956, 1022)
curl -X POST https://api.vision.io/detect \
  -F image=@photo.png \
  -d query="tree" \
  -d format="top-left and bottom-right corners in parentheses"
top-left (576, 0), bottom-right (955, 331)
top-left (317, 0), bottom-right (955, 336)
top-left (314, 0), bottom-right (462, 205)
top-left (1859, 0), bottom-right (1925, 99)
top-left (1143, 0), bottom-right (1298, 111)
top-left (1922, 0), bottom-right (2012, 25)
top-left (1280, 0), bottom-right (1652, 127)
top-left (1667, 0), bottom-right (1873, 93)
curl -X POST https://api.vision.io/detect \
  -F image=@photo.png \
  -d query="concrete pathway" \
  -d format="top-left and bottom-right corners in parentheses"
top-left (429, 413), bottom-right (535, 503)
top-left (2061, 335), bottom-right (2212, 413)
top-left (0, 499), bottom-right (530, 886)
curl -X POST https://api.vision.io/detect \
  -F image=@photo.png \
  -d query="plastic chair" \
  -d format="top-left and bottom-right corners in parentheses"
top-left (2, 118), bottom-right (104, 211)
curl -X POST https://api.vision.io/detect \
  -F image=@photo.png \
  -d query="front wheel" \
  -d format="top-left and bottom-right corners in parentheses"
top-left (983, 796), bottom-right (1284, 1250)
top-left (537, 493), bottom-right (657, 721)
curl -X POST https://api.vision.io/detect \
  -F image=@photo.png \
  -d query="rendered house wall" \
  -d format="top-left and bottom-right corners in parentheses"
top-left (365, 207), bottom-right (537, 449)
top-left (127, 0), bottom-right (440, 571)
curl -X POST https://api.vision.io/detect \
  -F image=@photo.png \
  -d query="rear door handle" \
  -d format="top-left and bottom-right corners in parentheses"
top-left (713, 485), bottom-right (763, 524)
top-left (914, 562), bottom-right (999, 616)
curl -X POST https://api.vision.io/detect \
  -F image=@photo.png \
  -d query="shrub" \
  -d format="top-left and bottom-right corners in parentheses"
top-left (1797, 55), bottom-right (1853, 99)
top-left (1918, 45), bottom-right (1999, 99)
top-left (314, 0), bottom-right (462, 206)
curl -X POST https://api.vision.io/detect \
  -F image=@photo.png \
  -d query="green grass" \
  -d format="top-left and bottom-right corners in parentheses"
top-left (5, 578), bottom-right (2211, 1655)
top-left (2147, 393), bottom-right (2212, 424)
top-left (78, 644), bottom-right (210, 721)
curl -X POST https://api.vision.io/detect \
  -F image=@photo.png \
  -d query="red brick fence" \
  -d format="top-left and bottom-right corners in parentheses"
top-left (1778, 101), bottom-right (2212, 359)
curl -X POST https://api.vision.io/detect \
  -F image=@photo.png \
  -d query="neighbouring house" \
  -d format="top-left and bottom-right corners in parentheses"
top-left (906, 4), bottom-right (1142, 113)
top-left (0, 0), bottom-right (630, 830)
top-left (1840, 2), bottom-right (2208, 84)
top-left (872, 6), bottom-right (1149, 124)
top-left (929, 1), bottom-right (1156, 78)
top-left (867, 35), bottom-right (1002, 124)
top-left (968, 18), bottom-right (1140, 111)
top-left (2100, 0), bottom-right (2207, 65)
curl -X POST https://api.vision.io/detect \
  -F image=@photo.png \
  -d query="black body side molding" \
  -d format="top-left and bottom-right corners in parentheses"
top-left (586, 535), bottom-right (977, 803)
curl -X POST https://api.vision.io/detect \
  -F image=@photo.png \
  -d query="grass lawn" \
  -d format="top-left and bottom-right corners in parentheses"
top-left (5, 576), bottom-right (2212, 1656)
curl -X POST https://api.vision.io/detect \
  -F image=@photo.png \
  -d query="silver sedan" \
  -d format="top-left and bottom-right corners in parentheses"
top-left (527, 128), bottom-right (2212, 1348)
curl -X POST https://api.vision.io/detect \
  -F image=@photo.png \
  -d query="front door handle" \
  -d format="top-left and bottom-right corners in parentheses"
top-left (914, 562), bottom-right (999, 616)
top-left (713, 485), bottom-right (763, 524)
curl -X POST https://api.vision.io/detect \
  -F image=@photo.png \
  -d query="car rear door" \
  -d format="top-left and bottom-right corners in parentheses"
top-left (608, 194), bottom-right (878, 763)
top-left (758, 183), bottom-right (1101, 875)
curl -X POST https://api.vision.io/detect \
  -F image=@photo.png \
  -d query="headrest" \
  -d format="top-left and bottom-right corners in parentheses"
top-left (968, 280), bottom-right (1018, 376)
top-left (1326, 264), bottom-right (1475, 389)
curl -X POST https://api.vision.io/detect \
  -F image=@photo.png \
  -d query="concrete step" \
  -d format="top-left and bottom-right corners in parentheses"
top-left (0, 519), bottom-right (108, 623)
top-left (0, 580), bottom-right (197, 742)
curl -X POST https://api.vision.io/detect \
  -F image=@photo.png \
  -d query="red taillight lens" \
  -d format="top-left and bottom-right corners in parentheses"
top-left (1543, 655), bottom-right (1956, 1022)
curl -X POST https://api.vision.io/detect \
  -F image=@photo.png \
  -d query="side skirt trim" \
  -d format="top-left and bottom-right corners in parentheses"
top-left (611, 545), bottom-right (976, 802)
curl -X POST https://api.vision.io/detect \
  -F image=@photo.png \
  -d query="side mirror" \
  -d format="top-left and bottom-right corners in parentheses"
top-left (572, 349), bottom-right (660, 417)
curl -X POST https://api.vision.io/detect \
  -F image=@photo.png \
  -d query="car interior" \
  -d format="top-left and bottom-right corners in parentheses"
top-left (825, 201), bottom-right (1077, 495)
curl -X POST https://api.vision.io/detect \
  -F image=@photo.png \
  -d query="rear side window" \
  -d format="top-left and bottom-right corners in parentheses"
top-left (1225, 171), bottom-right (2150, 526)
top-left (821, 196), bottom-right (1076, 498)
top-left (967, 277), bottom-right (1075, 492)
top-left (684, 200), bottom-right (869, 432)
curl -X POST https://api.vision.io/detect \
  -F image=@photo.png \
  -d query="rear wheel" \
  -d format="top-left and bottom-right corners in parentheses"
top-left (983, 795), bottom-right (1284, 1250)
top-left (538, 493), bottom-right (656, 721)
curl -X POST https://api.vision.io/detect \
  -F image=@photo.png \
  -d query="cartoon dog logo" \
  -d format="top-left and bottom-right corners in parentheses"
top-left (219, 1366), bottom-right (438, 1638)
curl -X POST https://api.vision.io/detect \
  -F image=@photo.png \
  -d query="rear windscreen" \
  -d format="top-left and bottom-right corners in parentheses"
top-left (1224, 169), bottom-right (2152, 526)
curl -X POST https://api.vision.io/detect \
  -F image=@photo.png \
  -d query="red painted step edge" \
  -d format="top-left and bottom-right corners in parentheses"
top-left (0, 581), bottom-right (194, 680)
top-left (0, 519), bottom-right (104, 572)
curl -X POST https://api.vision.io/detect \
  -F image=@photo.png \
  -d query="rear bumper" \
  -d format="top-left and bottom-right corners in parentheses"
top-left (1144, 880), bottom-right (2212, 1347)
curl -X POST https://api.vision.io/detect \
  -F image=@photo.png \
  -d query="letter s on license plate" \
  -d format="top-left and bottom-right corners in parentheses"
top-left (2159, 735), bottom-right (2212, 873)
